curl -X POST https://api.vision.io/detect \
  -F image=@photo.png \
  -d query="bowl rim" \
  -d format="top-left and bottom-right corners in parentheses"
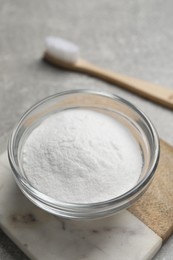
top-left (8, 89), bottom-right (160, 209)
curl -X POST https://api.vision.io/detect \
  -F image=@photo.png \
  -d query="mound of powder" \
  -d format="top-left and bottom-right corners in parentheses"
top-left (21, 109), bottom-right (142, 203)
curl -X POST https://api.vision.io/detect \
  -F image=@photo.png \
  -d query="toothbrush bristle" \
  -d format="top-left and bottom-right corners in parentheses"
top-left (45, 37), bottom-right (79, 63)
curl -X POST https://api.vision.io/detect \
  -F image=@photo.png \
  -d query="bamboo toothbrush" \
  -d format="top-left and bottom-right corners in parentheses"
top-left (43, 37), bottom-right (173, 110)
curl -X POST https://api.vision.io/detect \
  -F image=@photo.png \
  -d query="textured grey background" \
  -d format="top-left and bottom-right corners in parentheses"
top-left (0, 0), bottom-right (173, 259)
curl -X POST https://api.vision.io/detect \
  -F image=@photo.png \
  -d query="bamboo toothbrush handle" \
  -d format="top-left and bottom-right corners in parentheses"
top-left (76, 59), bottom-right (173, 109)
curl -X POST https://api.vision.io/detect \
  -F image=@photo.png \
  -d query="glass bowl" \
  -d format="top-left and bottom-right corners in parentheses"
top-left (8, 90), bottom-right (159, 219)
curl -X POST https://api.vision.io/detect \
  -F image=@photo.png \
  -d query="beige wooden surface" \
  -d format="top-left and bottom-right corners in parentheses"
top-left (129, 140), bottom-right (173, 242)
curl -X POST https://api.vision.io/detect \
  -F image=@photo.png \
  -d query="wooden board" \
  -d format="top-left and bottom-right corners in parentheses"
top-left (129, 140), bottom-right (173, 241)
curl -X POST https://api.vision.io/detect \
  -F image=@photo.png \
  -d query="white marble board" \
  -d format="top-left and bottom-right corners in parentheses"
top-left (0, 152), bottom-right (162, 260)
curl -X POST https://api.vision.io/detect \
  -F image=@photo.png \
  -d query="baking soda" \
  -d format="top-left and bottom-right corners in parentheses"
top-left (21, 109), bottom-right (142, 203)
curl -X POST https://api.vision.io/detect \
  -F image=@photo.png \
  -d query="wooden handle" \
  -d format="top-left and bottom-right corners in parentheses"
top-left (76, 59), bottom-right (173, 109)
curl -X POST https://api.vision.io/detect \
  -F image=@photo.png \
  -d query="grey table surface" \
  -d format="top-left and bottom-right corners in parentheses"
top-left (0, 0), bottom-right (173, 259)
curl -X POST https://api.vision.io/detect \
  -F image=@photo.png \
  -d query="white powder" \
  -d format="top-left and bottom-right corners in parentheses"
top-left (21, 109), bottom-right (142, 203)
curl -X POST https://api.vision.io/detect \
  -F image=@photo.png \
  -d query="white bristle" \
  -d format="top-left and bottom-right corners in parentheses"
top-left (45, 37), bottom-right (79, 63)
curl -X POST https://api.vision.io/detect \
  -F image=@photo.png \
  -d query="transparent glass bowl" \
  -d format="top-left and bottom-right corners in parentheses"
top-left (8, 90), bottom-right (159, 219)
